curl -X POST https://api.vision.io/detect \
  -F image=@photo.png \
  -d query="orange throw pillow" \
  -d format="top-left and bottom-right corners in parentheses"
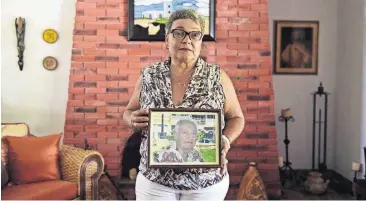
top-left (6, 133), bottom-right (62, 184)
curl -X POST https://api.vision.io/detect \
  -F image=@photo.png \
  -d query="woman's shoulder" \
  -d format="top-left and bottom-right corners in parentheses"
top-left (140, 60), bottom-right (167, 75)
top-left (202, 60), bottom-right (225, 80)
top-left (141, 61), bottom-right (166, 73)
top-left (200, 59), bottom-right (218, 73)
top-left (203, 60), bottom-right (220, 69)
top-left (201, 59), bottom-right (230, 86)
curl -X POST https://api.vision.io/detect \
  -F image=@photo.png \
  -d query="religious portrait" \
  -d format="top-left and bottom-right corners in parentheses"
top-left (273, 20), bottom-right (319, 74)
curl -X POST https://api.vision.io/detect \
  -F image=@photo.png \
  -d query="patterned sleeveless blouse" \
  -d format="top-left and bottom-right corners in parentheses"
top-left (138, 57), bottom-right (226, 190)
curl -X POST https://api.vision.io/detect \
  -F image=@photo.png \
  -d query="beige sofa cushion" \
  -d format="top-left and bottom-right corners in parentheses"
top-left (1, 123), bottom-right (30, 137)
top-left (1, 123), bottom-right (30, 166)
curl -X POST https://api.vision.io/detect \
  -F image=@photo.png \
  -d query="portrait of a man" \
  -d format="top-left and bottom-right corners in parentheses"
top-left (273, 20), bottom-right (319, 74)
top-left (153, 119), bottom-right (204, 163)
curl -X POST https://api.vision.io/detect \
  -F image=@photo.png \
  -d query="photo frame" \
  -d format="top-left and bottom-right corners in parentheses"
top-left (273, 20), bottom-right (319, 75)
top-left (127, 0), bottom-right (216, 41)
top-left (148, 108), bottom-right (222, 168)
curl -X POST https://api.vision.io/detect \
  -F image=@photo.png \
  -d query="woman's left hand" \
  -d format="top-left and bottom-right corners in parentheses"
top-left (220, 140), bottom-right (229, 177)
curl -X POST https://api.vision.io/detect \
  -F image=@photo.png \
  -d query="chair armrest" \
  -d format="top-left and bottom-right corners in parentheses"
top-left (59, 145), bottom-right (104, 200)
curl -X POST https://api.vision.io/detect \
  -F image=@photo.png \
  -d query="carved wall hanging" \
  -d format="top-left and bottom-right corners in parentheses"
top-left (15, 17), bottom-right (26, 71)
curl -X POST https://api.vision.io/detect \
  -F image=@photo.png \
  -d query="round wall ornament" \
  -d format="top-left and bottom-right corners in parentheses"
top-left (42, 29), bottom-right (58, 43)
top-left (43, 56), bottom-right (58, 70)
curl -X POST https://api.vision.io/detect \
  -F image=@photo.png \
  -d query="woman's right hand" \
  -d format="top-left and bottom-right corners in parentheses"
top-left (130, 109), bottom-right (149, 131)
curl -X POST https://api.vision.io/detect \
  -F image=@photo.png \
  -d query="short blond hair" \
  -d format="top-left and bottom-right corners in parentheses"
top-left (165, 9), bottom-right (205, 34)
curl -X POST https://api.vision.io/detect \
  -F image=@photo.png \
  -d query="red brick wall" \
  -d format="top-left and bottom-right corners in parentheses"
top-left (65, 0), bottom-right (280, 198)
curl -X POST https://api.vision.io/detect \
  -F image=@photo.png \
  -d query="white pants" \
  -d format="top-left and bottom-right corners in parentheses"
top-left (135, 172), bottom-right (230, 201)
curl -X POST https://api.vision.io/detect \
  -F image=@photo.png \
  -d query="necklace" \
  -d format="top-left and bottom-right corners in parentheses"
top-left (172, 71), bottom-right (186, 88)
top-left (171, 69), bottom-right (193, 88)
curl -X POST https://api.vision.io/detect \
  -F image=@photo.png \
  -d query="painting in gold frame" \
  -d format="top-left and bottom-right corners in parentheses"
top-left (273, 20), bottom-right (319, 75)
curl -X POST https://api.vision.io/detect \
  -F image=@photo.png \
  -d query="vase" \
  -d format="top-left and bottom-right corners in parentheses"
top-left (304, 171), bottom-right (330, 195)
top-left (237, 162), bottom-right (268, 200)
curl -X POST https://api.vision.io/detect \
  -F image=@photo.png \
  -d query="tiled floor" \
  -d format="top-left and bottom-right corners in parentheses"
top-left (278, 169), bottom-right (357, 200)
top-left (281, 185), bottom-right (355, 200)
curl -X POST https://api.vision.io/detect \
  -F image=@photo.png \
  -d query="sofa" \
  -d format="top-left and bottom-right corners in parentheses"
top-left (1, 122), bottom-right (105, 200)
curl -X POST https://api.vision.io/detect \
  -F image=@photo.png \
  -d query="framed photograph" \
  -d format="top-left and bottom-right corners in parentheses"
top-left (127, 0), bottom-right (216, 41)
top-left (273, 20), bottom-right (319, 75)
top-left (148, 108), bottom-right (222, 168)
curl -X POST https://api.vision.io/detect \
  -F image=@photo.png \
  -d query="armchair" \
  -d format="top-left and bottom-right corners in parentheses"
top-left (1, 123), bottom-right (105, 200)
top-left (59, 145), bottom-right (105, 200)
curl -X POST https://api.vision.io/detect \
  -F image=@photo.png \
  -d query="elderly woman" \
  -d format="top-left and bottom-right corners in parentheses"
top-left (123, 9), bottom-right (245, 200)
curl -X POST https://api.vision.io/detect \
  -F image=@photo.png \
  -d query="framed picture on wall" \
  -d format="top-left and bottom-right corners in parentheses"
top-left (127, 0), bottom-right (216, 41)
top-left (147, 108), bottom-right (222, 168)
top-left (273, 20), bottom-right (319, 75)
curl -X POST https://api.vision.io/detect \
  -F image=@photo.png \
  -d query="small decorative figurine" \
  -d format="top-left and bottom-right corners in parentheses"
top-left (15, 17), bottom-right (26, 71)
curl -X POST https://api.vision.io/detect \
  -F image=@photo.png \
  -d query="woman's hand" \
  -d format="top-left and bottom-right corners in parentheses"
top-left (130, 109), bottom-right (149, 131)
top-left (220, 139), bottom-right (230, 177)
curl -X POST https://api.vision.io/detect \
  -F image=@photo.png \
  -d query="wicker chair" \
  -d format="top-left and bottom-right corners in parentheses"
top-left (59, 145), bottom-right (105, 200)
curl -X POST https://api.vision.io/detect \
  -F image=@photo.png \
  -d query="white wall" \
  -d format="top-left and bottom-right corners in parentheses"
top-left (362, 0), bottom-right (366, 177)
top-left (268, 0), bottom-right (338, 170)
top-left (1, 0), bottom-right (75, 136)
top-left (334, 0), bottom-right (365, 181)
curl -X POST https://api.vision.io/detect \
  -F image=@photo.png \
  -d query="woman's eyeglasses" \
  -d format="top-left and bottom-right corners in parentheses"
top-left (170, 29), bottom-right (203, 41)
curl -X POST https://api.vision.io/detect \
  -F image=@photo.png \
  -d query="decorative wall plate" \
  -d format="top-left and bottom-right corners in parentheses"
top-left (43, 56), bottom-right (58, 70)
top-left (43, 29), bottom-right (58, 43)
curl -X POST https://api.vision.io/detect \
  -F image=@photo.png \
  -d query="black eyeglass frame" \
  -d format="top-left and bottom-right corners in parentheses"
top-left (169, 29), bottom-right (204, 41)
